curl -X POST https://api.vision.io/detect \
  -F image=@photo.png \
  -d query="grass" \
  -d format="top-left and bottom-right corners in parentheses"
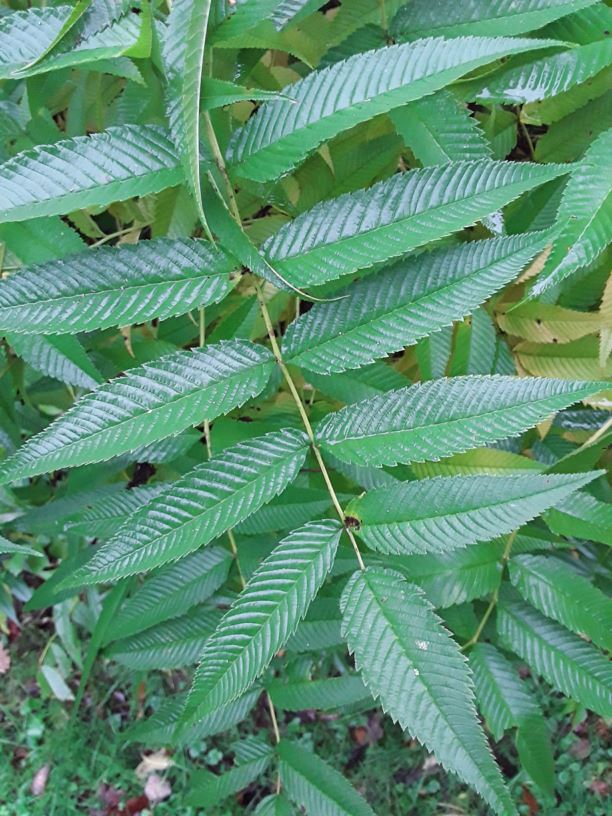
top-left (1, 633), bottom-right (610, 815)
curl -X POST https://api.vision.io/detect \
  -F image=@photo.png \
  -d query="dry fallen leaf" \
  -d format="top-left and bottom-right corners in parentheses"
top-left (144, 774), bottom-right (172, 804)
top-left (0, 642), bottom-right (10, 674)
top-left (135, 749), bottom-right (174, 780)
top-left (31, 764), bottom-right (50, 796)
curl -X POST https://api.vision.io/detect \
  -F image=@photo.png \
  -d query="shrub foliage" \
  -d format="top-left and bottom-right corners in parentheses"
top-left (0, 1), bottom-right (610, 813)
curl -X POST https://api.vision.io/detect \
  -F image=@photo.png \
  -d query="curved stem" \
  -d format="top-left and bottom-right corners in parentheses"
top-left (255, 284), bottom-right (366, 572)
top-left (461, 531), bottom-right (517, 652)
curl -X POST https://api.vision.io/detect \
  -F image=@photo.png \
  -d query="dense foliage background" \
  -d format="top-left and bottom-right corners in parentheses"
top-left (0, 1), bottom-right (610, 814)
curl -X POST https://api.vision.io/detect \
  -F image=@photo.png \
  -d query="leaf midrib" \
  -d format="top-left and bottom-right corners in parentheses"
top-left (358, 575), bottom-right (498, 792)
top-left (320, 386), bottom-right (595, 448)
top-left (360, 477), bottom-right (580, 526)
top-left (289, 239), bottom-right (542, 359)
top-left (0, 268), bottom-right (232, 316)
top-left (277, 170), bottom-right (565, 270)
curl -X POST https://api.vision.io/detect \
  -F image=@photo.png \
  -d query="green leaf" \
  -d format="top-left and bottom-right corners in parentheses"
top-left (267, 675), bottom-right (370, 712)
top-left (470, 643), bottom-right (546, 739)
top-left (228, 37), bottom-right (563, 182)
top-left (163, 0), bottom-right (212, 229)
top-left (347, 472), bottom-right (599, 554)
top-left (390, 0), bottom-right (598, 39)
top-left (211, 0), bottom-right (288, 44)
top-left (73, 578), bottom-right (131, 714)
top-left (15, 8), bottom-right (145, 79)
top-left (315, 375), bottom-right (607, 467)
top-left (15, 0), bottom-right (91, 73)
top-left (341, 568), bottom-right (515, 816)
top-left (472, 40), bottom-right (612, 105)
top-left (497, 593), bottom-right (612, 717)
top-left (544, 489), bottom-right (612, 545)
top-left (67, 485), bottom-right (168, 540)
top-left (108, 605), bottom-right (222, 669)
top-left (182, 520), bottom-right (342, 725)
top-left (262, 160), bottom-right (569, 289)
top-left (123, 687), bottom-right (260, 746)
top-left (66, 429), bottom-right (309, 585)
top-left (278, 740), bottom-right (376, 816)
top-left (0, 5), bottom-right (79, 76)
top-left (534, 91), bottom-right (612, 162)
top-left (390, 89), bottom-right (491, 165)
top-left (305, 362), bottom-right (408, 405)
top-left (0, 340), bottom-right (274, 485)
top-left (284, 230), bottom-right (556, 375)
top-left (109, 547), bottom-right (232, 642)
top-left (470, 643), bottom-right (555, 796)
top-left (0, 534), bottom-right (42, 558)
top-left (529, 128), bottom-right (612, 296)
top-left (6, 333), bottom-right (103, 389)
top-left (0, 125), bottom-right (182, 224)
top-left (187, 741), bottom-right (273, 807)
top-left (0, 238), bottom-right (235, 334)
top-left (235, 487), bottom-right (331, 534)
top-left (254, 794), bottom-right (294, 816)
top-left (386, 541), bottom-right (506, 608)
top-left (510, 554), bottom-right (612, 650)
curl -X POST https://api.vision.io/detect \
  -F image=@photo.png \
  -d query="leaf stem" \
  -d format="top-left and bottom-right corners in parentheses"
top-left (255, 284), bottom-right (366, 572)
top-left (198, 305), bottom-right (213, 458)
top-left (204, 108), bottom-right (366, 572)
top-left (461, 531), bottom-right (517, 652)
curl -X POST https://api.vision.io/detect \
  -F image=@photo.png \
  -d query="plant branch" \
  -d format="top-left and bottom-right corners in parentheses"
top-left (255, 284), bottom-right (366, 572)
top-left (461, 531), bottom-right (517, 652)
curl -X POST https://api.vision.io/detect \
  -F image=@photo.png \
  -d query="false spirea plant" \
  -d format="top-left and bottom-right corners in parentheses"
top-left (0, 0), bottom-right (610, 813)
